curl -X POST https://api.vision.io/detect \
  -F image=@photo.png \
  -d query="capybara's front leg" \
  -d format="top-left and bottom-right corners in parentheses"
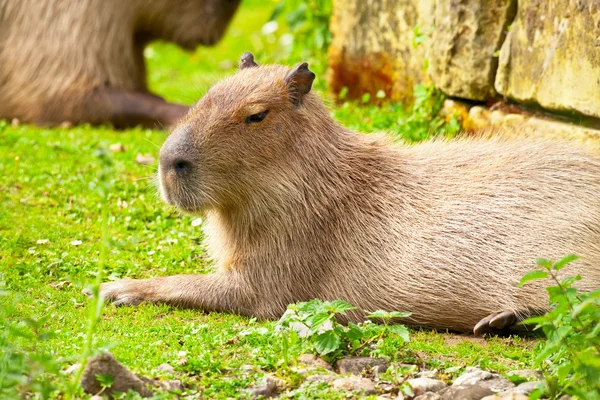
top-left (96, 274), bottom-right (258, 315)
top-left (103, 88), bottom-right (190, 129)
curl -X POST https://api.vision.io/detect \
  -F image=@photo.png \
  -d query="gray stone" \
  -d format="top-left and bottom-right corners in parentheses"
top-left (298, 354), bottom-right (334, 371)
top-left (506, 369), bottom-right (543, 380)
top-left (305, 374), bottom-right (336, 384)
top-left (156, 363), bottom-right (175, 373)
top-left (246, 376), bottom-right (279, 398)
top-left (481, 394), bottom-right (529, 400)
top-left (430, 0), bottom-right (517, 101)
top-left (439, 384), bottom-right (495, 400)
top-left (477, 378), bottom-right (515, 393)
top-left (80, 353), bottom-right (153, 398)
top-left (495, 0), bottom-right (600, 118)
top-left (408, 377), bottom-right (447, 396)
top-left (494, 380), bottom-right (542, 396)
top-left (453, 369), bottom-right (496, 386)
top-left (331, 376), bottom-right (377, 395)
top-left (415, 393), bottom-right (443, 400)
top-left (416, 369), bottom-right (439, 379)
top-left (335, 356), bottom-right (388, 375)
top-left (160, 380), bottom-right (184, 391)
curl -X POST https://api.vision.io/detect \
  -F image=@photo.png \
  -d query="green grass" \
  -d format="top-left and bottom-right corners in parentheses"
top-left (0, 1), bottom-right (537, 398)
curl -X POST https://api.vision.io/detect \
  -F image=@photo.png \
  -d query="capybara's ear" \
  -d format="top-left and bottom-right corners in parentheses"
top-left (284, 62), bottom-right (315, 106)
top-left (239, 52), bottom-right (258, 69)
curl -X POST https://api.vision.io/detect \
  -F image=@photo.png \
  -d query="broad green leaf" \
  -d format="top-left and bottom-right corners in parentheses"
top-left (366, 310), bottom-right (389, 320)
top-left (553, 254), bottom-right (580, 271)
top-left (535, 258), bottom-right (553, 270)
top-left (309, 312), bottom-right (330, 334)
top-left (387, 324), bottom-right (410, 342)
top-left (388, 311), bottom-right (412, 319)
top-left (96, 373), bottom-right (114, 388)
top-left (326, 300), bottom-right (356, 314)
top-left (340, 322), bottom-right (364, 340)
top-left (519, 270), bottom-right (548, 287)
top-left (314, 330), bottom-right (341, 355)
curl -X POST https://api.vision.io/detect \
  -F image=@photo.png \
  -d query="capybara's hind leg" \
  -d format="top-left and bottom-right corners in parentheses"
top-left (473, 309), bottom-right (544, 336)
top-left (103, 88), bottom-right (189, 129)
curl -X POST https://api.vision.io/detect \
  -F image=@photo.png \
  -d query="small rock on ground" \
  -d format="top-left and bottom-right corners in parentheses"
top-left (408, 377), bottom-right (447, 396)
top-left (159, 379), bottom-right (184, 391)
top-left (335, 356), bottom-right (388, 375)
top-left (506, 369), bottom-right (543, 380)
top-left (246, 376), bottom-right (278, 398)
top-left (156, 363), bottom-right (175, 373)
top-left (493, 381), bottom-right (541, 396)
top-left (475, 378), bottom-right (515, 393)
top-left (453, 369), bottom-right (495, 386)
top-left (80, 352), bottom-right (153, 398)
top-left (298, 354), bottom-right (334, 371)
top-left (438, 384), bottom-right (495, 400)
top-left (331, 376), bottom-right (377, 395)
top-left (135, 153), bottom-right (155, 165)
top-left (414, 393), bottom-right (442, 400)
top-left (481, 394), bottom-right (529, 400)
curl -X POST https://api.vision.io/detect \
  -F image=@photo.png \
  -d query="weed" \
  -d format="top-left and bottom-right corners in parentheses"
top-left (277, 299), bottom-right (410, 363)
top-left (520, 255), bottom-right (600, 399)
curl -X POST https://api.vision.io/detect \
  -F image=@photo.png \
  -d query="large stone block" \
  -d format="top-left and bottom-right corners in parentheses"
top-left (327, 0), bottom-right (433, 102)
top-left (430, 0), bottom-right (516, 101)
top-left (495, 0), bottom-right (600, 118)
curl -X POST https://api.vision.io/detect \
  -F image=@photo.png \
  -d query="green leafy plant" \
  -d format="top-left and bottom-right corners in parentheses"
top-left (277, 299), bottom-right (411, 362)
top-left (519, 255), bottom-right (600, 400)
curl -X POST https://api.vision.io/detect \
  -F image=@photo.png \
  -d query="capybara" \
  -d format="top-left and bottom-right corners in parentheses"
top-left (97, 53), bottom-right (600, 335)
top-left (0, 0), bottom-right (240, 128)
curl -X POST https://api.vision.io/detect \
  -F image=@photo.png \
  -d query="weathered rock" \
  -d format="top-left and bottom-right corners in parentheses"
top-left (453, 369), bottom-right (495, 386)
top-left (506, 369), bottom-right (543, 380)
top-left (481, 394), bottom-right (529, 400)
top-left (298, 353), bottom-right (334, 371)
top-left (430, 0), bottom-right (516, 100)
top-left (331, 376), bottom-right (377, 395)
top-left (416, 370), bottom-right (439, 379)
top-left (80, 353), bottom-right (153, 398)
top-left (328, 0), bottom-right (433, 102)
top-left (408, 377), bottom-right (447, 396)
top-left (246, 376), bottom-right (279, 398)
top-left (335, 356), bottom-right (388, 375)
top-left (495, 0), bottom-right (600, 118)
top-left (305, 374), bottom-right (336, 384)
top-left (476, 378), bottom-right (515, 393)
top-left (415, 393), bottom-right (443, 400)
top-left (492, 380), bottom-right (542, 397)
top-left (160, 380), bottom-right (184, 391)
top-left (439, 384), bottom-right (495, 400)
top-left (156, 363), bottom-right (175, 373)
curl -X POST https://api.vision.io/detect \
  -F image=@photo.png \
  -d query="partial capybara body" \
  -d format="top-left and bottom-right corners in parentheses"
top-left (0, 0), bottom-right (240, 128)
top-left (98, 54), bottom-right (600, 334)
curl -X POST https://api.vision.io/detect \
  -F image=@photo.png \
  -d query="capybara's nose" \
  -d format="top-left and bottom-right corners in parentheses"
top-left (160, 153), bottom-right (192, 175)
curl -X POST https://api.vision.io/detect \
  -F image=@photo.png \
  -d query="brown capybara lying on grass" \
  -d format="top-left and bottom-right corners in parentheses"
top-left (0, 0), bottom-right (240, 128)
top-left (96, 53), bottom-right (600, 335)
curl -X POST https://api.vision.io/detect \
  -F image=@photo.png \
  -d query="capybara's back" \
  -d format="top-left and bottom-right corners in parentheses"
top-left (97, 55), bottom-right (600, 334)
top-left (0, 0), bottom-right (240, 127)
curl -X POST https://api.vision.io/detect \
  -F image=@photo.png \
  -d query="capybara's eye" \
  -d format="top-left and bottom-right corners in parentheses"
top-left (245, 110), bottom-right (270, 124)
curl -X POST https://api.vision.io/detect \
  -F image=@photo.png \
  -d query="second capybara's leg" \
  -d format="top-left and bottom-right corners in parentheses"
top-left (93, 274), bottom-right (265, 317)
top-left (103, 88), bottom-right (190, 129)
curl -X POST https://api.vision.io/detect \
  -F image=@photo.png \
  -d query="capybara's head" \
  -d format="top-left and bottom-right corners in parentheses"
top-left (140, 0), bottom-right (241, 48)
top-left (159, 52), bottom-right (326, 213)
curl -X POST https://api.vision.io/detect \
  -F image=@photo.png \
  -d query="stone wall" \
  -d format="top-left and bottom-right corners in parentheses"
top-left (328, 0), bottom-right (600, 125)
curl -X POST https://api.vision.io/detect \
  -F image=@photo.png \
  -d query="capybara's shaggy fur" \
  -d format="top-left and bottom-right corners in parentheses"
top-left (98, 54), bottom-right (600, 334)
top-left (0, 0), bottom-right (240, 127)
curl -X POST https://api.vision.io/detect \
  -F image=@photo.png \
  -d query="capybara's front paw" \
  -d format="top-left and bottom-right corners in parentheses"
top-left (84, 280), bottom-right (153, 306)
